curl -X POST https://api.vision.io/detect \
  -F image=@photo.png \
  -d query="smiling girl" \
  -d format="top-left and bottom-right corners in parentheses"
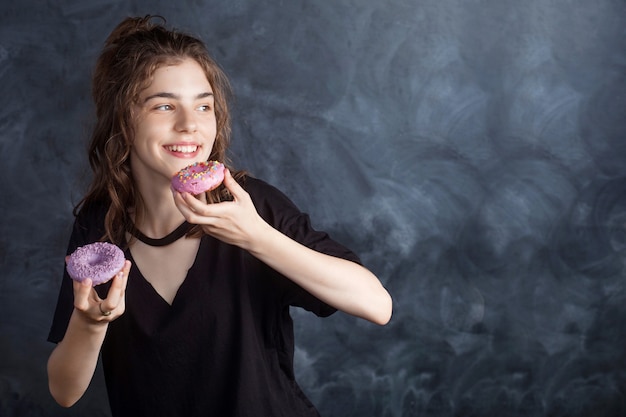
top-left (47, 15), bottom-right (392, 417)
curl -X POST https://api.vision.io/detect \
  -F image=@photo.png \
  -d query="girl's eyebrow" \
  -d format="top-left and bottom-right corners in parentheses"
top-left (143, 91), bottom-right (214, 103)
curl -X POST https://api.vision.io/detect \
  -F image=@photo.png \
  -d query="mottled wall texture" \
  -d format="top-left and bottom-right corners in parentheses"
top-left (2, 0), bottom-right (625, 416)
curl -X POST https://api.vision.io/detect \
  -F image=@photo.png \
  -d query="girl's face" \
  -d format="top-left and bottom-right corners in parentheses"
top-left (130, 58), bottom-right (217, 191)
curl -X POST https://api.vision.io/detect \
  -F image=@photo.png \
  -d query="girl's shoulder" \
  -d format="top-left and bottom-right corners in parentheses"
top-left (239, 175), bottom-right (302, 221)
top-left (73, 199), bottom-right (109, 241)
top-left (240, 175), bottom-right (286, 198)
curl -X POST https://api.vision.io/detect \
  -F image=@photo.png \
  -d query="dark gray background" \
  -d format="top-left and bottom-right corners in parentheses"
top-left (1, 0), bottom-right (626, 416)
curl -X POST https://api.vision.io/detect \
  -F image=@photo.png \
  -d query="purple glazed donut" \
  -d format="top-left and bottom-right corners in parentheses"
top-left (171, 160), bottom-right (225, 195)
top-left (66, 242), bottom-right (125, 286)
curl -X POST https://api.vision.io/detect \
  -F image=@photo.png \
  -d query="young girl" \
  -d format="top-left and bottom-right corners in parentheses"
top-left (47, 15), bottom-right (392, 417)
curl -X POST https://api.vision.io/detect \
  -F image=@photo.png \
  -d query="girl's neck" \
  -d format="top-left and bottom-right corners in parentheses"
top-left (133, 186), bottom-right (186, 238)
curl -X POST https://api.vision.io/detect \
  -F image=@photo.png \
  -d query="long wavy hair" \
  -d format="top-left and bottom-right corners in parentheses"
top-left (76, 15), bottom-right (240, 245)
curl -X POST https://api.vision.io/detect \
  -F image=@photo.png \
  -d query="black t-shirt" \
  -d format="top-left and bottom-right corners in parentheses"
top-left (48, 177), bottom-right (361, 417)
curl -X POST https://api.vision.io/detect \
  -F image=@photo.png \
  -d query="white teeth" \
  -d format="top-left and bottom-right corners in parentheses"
top-left (167, 145), bottom-right (198, 153)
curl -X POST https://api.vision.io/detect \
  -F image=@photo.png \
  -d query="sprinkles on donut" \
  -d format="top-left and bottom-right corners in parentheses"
top-left (66, 242), bottom-right (125, 286)
top-left (171, 160), bottom-right (225, 195)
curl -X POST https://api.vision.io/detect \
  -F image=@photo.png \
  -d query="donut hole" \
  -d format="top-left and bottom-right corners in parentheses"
top-left (87, 252), bottom-right (107, 266)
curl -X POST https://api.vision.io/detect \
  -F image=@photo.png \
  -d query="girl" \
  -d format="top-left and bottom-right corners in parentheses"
top-left (47, 15), bottom-right (392, 417)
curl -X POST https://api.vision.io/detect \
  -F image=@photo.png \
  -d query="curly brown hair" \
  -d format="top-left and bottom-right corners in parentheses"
top-left (76, 15), bottom-right (240, 245)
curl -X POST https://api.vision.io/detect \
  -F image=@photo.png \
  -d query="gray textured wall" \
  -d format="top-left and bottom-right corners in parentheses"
top-left (1, 0), bottom-right (626, 416)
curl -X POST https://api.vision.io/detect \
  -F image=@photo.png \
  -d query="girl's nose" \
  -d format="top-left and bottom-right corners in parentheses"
top-left (175, 108), bottom-right (197, 132)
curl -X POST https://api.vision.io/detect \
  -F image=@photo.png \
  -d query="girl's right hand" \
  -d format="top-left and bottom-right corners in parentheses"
top-left (71, 259), bottom-right (131, 323)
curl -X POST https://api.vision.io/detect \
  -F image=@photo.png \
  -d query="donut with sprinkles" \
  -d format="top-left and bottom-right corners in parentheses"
top-left (171, 160), bottom-right (225, 195)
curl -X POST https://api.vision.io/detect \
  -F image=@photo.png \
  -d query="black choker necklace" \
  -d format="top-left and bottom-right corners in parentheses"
top-left (129, 221), bottom-right (193, 247)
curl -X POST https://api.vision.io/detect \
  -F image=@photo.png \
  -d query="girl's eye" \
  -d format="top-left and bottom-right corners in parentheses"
top-left (155, 104), bottom-right (173, 111)
top-left (197, 105), bottom-right (212, 112)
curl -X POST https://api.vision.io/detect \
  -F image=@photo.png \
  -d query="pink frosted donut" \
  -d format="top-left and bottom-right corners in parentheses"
top-left (171, 160), bottom-right (225, 195)
top-left (66, 242), bottom-right (125, 286)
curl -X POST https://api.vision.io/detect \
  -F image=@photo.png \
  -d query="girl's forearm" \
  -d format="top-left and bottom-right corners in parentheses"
top-left (248, 223), bottom-right (393, 325)
top-left (47, 309), bottom-right (108, 407)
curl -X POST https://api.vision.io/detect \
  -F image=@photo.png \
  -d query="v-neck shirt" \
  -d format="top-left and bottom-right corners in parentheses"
top-left (48, 176), bottom-right (361, 417)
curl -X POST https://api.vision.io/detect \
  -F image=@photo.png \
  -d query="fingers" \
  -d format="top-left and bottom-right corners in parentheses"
top-left (72, 278), bottom-right (94, 312)
top-left (222, 169), bottom-right (244, 200)
top-left (172, 169), bottom-right (262, 248)
top-left (175, 190), bottom-right (224, 222)
top-left (72, 260), bottom-right (131, 322)
top-left (99, 260), bottom-right (131, 315)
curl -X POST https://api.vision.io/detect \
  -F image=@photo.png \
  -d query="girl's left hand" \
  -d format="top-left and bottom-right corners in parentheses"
top-left (173, 169), bottom-right (269, 250)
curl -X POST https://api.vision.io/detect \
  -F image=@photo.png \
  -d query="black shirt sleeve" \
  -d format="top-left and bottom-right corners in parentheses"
top-left (243, 177), bottom-right (362, 316)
